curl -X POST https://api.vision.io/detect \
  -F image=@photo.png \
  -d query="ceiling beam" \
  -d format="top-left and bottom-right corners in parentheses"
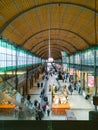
top-left (32, 43), bottom-right (71, 55)
top-left (22, 28), bottom-right (90, 47)
top-left (34, 45), bottom-right (68, 55)
top-left (42, 53), bottom-right (61, 59)
top-left (30, 38), bottom-right (77, 52)
top-left (39, 50), bottom-right (61, 59)
top-left (37, 47), bottom-right (61, 56)
top-left (0, 2), bottom-right (97, 34)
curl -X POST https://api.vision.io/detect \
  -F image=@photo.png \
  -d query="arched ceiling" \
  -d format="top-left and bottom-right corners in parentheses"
top-left (0, 0), bottom-right (98, 59)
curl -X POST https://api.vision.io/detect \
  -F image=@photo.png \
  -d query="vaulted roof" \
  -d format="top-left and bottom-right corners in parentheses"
top-left (0, 0), bottom-right (98, 59)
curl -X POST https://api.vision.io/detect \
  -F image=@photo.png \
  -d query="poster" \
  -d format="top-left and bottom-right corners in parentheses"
top-left (69, 68), bottom-right (73, 75)
top-left (63, 66), bottom-right (66, 71)
top-left (88, 75), bottom-right (94, 87)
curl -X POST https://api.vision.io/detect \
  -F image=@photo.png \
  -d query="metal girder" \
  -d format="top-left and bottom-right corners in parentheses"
top-left (34, 45), bottom-right (69, 55)
top-left (22, 28), bottom-right (90, 47)
top-left (37, 47), bottom-right (61, 56)
top-left (39, 49), bottom-right (61, 58)
top-left (0, 2), bottom-right (97, 34)
top-left (33, 0), bottom-right (42, 31)
top-left (34, 46), bottom-right (63, 55)
top-left (34, 44), bottom-right (71, 54)
top-left (42, 53), bottom-right (61, 59)
top-left (39, 52), bottom-right (60, 57)
top-left (30, 38), bottom-right (77, 52)
top-left (33, 43), bottom-right (70, 53)
top-left (42, 52), bottom-right (61, 59)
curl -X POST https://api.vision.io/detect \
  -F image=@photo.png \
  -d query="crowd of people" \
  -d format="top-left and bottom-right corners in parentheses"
top-left (14, 65), bottom-right (83, 120)
top-left (55, 70), bottom-right (82, 95)
top-left (14, 72), bottom-right (51, 120)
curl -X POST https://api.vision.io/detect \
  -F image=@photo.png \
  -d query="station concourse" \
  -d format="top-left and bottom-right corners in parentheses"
top-left (0, 0), bottom-right (98, 130)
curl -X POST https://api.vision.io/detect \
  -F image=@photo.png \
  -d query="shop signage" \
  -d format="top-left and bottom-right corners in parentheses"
top-left (88, 75), bottom-right (94, 87)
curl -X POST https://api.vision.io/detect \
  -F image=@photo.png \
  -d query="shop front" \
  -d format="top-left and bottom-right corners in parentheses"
top-left (0, 82), bottom-right (16, 115)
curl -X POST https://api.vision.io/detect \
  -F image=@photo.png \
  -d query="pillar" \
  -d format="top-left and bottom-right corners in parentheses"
top-left (26, 68), bottom-right (28, 94)
top-left (80, 51), bottom-right (83, 94)
top-left (15, 46), bottom-right (18, 90)
top-left (94, 48), bottom-right (97, 111)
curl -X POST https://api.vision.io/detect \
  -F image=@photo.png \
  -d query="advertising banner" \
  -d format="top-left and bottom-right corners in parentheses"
top-left (88, 75), bottom-right (94, 87)
top-left (63, 66), bottom-right (66, 72)
top-left (69, 68), bottom-right (73, 75)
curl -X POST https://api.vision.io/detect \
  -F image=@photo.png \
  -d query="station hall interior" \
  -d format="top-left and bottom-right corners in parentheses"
top-left (0, 0), bottom-right (98, 129)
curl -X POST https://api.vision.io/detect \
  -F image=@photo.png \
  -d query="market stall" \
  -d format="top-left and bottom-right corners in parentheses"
top-left (0, 83), bottom-right (19, 115)
top-left (52, 94), bottom-right (70, 115)
top-left (0, 104), bottom-right (15, 114)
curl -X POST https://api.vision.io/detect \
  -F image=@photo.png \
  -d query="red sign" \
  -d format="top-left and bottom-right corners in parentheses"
top-left (88, 76), bottom-right (94, 87)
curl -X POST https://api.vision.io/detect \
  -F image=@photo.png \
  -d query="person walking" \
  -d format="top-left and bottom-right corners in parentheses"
top-left (27, 94), bottom-right (31, 103)
top-left (78, 80), bottom-right (81, 94)
top-left (18, 107), bottom-right (24, 120)
top-left (41, 82), bottom-right (43, 88)
top-left (42, 104), bottom-right (46, 113)
top-left (46, 104), bottom-right (50, 116)
top-left (14, 105), bottom-right (19, 117)
top-left (37, 82), bottom-right (40, 88)
top-left (35, 110), bottom-right (39, 120)
top-left (70, 86), bottom-right (73, 95)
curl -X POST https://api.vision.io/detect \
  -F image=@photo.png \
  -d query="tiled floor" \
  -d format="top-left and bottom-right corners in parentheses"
top-left (0, 74), bottom-right (95, 120)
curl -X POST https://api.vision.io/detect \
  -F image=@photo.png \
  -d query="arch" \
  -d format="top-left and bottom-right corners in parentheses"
top-left (34, 45), bottom-right (69, 55)
top-left (39, 49), bottom-right (61, 58)
top-left (30, 38), bottom-right (77, 52)
top-left (42, 53), bottom-right (61, 59)
top-left (0, 2), bottom-right (97, 34)
top-left (38, 48), bottom-right (61, 56)
top-left (22, 28), bottom-right (90, 47)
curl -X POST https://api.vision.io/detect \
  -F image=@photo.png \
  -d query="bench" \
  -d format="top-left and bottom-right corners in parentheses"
top-left (66, 110), bottom-right (77, 120)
